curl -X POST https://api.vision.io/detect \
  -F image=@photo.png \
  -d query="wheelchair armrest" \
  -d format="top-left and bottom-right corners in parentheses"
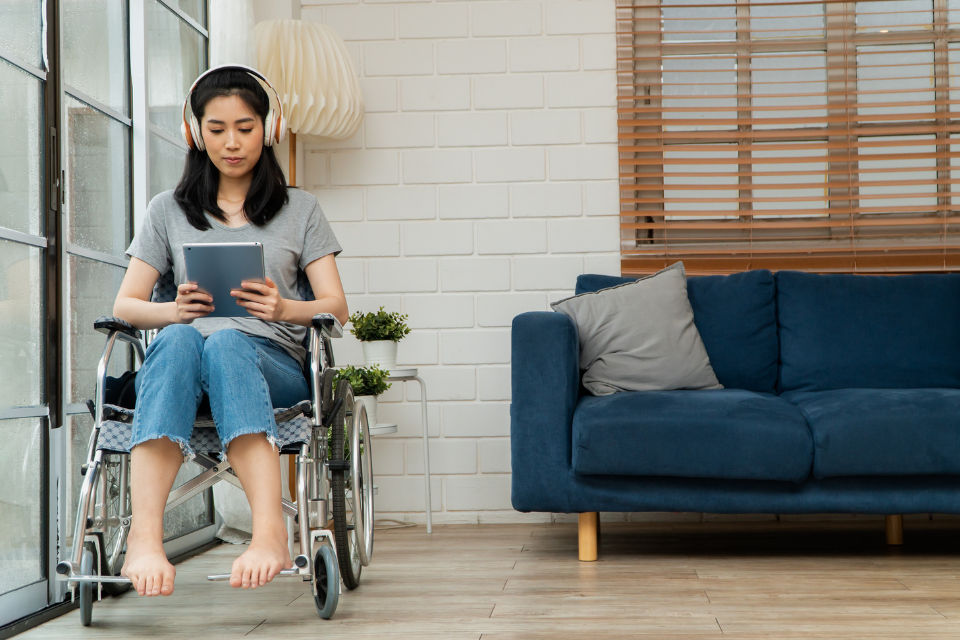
top-left (311, 312), bottom-right (343, 339)
top-left (94, 316), bottom-right (142, 341)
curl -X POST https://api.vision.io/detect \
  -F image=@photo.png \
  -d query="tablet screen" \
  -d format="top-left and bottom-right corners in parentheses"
top-left (183, 242), bottom-right (265, 319)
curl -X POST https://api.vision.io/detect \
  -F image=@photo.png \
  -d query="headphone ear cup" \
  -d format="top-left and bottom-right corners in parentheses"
top-left (263, 110), bottom-right (275, 147)
top-left (275, 113), bottom-right (287, 145)
top-left (189, 114), bottom-right (205, 152)
top-left (181, 120), bottom-right (193, 150)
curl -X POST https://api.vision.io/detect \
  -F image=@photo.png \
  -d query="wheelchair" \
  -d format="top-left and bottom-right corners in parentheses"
top-left (55, 270), bottom-right (375, 624)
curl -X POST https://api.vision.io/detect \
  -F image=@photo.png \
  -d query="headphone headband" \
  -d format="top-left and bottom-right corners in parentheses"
top-left (180, 64), bottom-right (286, 151)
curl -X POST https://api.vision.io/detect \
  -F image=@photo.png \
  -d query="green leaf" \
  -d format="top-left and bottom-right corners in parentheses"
top-left (332, 364), bottom-right (393, 397)
top-left (348, 306), bottom-right (412, 342)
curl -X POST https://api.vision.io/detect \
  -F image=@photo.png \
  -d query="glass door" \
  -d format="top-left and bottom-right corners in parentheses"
top-left (59, 0), bottom-right (133, 568)
top-left (0, 0), bottom-right (52, 626)
top-left (0, 0), bottom-right (214, 626)
top-left (143, 0), bottom-right (215, 547)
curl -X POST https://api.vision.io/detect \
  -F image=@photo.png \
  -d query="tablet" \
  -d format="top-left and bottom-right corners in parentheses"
top-left (183, 242), bottom-right (265, 318)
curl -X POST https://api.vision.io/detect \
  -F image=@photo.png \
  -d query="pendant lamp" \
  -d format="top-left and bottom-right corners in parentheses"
top-left (255, 19), bottom-right (364, 186)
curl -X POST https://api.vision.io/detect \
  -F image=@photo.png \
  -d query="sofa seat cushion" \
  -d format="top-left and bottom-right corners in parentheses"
top-left (784, 389), bottom-right (960, 479)
top-left (572, 389), bottom-right (813, 482)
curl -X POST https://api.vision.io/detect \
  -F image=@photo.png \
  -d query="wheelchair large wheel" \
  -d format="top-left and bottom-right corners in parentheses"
top-left (78, 543), bottom-right (96, 626)
top-left (312, 543), bottom-right (339, 619)
top-left (99, 453), bottom-right (131, 596)
top-left (350, 398), bottom-right (374, 568)
top-left (329, 380), bottom-right (373, 590)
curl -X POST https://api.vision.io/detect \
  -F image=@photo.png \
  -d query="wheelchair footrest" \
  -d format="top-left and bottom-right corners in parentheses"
top-left (206, 554), bottom-right (310, 582)
top-left (60, 574), bottom-right (132, 584)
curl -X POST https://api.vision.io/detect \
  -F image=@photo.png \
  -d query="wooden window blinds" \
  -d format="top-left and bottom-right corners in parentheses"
top-left (617, 0), bottom-right (960, 275)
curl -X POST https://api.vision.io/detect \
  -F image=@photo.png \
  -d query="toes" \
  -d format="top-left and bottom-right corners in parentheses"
top-left (144, 575), bottom-right (155, 597)
top-left (229, 561), bottom-right (243, 588)
top-left (160, 568), bottom-right (176, 596)
top-left (242, 567), bottom-right (253, 589)
top-left (135, 575), bottom-right (146, 597)
top-left (265, 562), bottom-right (280, 583)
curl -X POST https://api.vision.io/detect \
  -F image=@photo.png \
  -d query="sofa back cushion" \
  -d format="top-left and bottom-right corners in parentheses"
top-left (576, 269), bottom-right (778, 393)
top-left (776, 271), bottom-right (960, 392)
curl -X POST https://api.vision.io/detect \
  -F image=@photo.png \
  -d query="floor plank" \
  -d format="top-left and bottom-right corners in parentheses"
top-left (19, 520), bottom-right (960, 638)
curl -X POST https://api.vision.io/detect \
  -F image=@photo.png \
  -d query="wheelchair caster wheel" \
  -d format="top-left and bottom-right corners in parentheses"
top-left (312, 544), bottom-right (339, 620)
top-left (79, 543), bottom-right (96, 626)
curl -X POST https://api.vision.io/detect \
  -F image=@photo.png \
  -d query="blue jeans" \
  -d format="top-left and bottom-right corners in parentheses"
top-left (131, 325), bottom-right (310, 460)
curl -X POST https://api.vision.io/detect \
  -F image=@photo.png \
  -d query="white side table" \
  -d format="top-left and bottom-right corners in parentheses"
top-left (369, 424), bottom-right (397, 437)
top-left (382, 368), bottom-right (432, 533)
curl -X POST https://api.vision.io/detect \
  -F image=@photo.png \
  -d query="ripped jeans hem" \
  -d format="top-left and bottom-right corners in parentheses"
top-left (219, 428), bottom-right (280, 463)
top-left (129, 434), bottom-right (196, 464)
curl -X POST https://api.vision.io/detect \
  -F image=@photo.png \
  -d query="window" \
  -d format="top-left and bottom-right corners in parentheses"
top-left (0, 0), bottom-right (51, 619)
top-left (145, 0), bottom-right (206, 200)
top-left (61, 0), bottom-right (134, 552)
top-left (617, 0), bottom-right (960, 274)
top-left (0, 0), bottom-right (211, 625)
top-left (140, 0), bottom-right (211, 541)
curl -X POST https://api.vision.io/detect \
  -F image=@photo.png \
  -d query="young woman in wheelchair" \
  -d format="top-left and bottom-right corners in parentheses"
top-left (111, 65), bottom-right (347, 598)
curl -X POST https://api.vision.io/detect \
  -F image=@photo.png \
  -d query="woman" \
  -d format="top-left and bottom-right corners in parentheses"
top-left (113, 65), bottom-right (347, 598)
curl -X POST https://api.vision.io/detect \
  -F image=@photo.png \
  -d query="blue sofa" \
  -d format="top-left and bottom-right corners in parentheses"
top-left (510, 269), bottom-right (960, 560)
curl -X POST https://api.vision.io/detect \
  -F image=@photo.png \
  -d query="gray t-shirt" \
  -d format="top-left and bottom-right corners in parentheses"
top-left (125, 188), bottom-right (342, 367)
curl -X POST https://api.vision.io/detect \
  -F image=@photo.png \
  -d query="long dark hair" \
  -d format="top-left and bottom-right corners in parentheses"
top-left (174, 68), bottom-right (289, 231)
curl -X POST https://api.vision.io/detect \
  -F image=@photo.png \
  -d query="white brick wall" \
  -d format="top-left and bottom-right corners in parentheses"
top-left (303, 0), bottom-right (619, 522)
top-left (439, 185), bottom-right (508, 219)
top-left (509, 37), bottom-right (579, 72)
top-left (439, 112), bottom-right (508, 147)
top-left (472, 2), bottom-right (541, 37)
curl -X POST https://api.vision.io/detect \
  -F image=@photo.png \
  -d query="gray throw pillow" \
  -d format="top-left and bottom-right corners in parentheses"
top-left (550, 262), bottom-right (722, 396)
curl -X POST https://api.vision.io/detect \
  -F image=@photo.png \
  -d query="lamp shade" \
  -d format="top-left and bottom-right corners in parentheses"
top-left (255, 19), bottom-right (364, 141)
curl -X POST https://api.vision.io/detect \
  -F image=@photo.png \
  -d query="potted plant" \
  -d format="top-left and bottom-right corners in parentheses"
top-left (348, 306), bottom-right (411, 371)
top-left (334, 365), bottom-right (392, 427)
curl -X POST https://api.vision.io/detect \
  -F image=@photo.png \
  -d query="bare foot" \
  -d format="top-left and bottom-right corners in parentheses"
top-left (121, 531), bottom-right (176, 596)
top-left (230, 524), bottom-right (292, 589)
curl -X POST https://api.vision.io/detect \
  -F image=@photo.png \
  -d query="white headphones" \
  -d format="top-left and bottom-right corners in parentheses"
top-left (180, 64), bottom-right (287, 152)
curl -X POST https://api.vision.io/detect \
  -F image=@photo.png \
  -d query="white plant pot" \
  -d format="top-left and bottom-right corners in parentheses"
top-left (362, 340), bottom-right (398, 371)
top-left (356, 395), bottom-right (378, 427)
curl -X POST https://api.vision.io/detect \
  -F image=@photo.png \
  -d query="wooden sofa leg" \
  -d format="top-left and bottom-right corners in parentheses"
top-left (886, 515), bottom-right (904, 545)
top-left (579, 512), bottom-right (599, 562)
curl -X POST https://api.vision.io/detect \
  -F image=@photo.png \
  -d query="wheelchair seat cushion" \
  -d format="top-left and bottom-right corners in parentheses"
top-left (96, 402), bottom-right (314, 456)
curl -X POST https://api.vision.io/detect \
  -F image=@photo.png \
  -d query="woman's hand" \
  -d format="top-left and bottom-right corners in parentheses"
top-left (175, 283), bottom-right (214, 324)
top-left (231, 277), bottom-right (287, 322)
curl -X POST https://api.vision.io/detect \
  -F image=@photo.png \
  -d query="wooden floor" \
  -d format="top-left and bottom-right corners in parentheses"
top-left (20, 520), bottom-right (960, 638)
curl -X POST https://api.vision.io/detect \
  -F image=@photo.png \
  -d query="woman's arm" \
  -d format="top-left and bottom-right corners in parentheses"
top-left (231, 253), bottom-right (348, 327)
top-left (297, 254), bottom-right (349, 326)
top-left (113, 258), bottom-right (215, 329)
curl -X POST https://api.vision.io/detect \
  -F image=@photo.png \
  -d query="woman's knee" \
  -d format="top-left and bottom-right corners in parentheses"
top-left (202, 330), bottom-right (259, 374)
top-left (203, 329), bottom-right (252, 358)
top-left (141, 325), bottom-right (204, 374)
top-left (152, 323), bottom-right (204, 353)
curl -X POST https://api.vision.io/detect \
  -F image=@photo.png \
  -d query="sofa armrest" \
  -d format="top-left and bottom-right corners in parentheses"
top-left (511, 311), bottom-right (581, 513)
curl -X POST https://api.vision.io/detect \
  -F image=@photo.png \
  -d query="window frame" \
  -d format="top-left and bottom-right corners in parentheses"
top-left (618, 0), bottom-right (960, 274)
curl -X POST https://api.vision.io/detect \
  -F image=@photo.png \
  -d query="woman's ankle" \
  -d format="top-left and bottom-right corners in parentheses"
top-left (251, 520), bottom-right (289, 545)
top-left (126, 525), bottom-right (166, 549)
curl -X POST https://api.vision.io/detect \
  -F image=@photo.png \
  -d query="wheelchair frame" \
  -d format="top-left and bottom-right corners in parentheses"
top-left (55, 312), bottom-right (373, 622)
